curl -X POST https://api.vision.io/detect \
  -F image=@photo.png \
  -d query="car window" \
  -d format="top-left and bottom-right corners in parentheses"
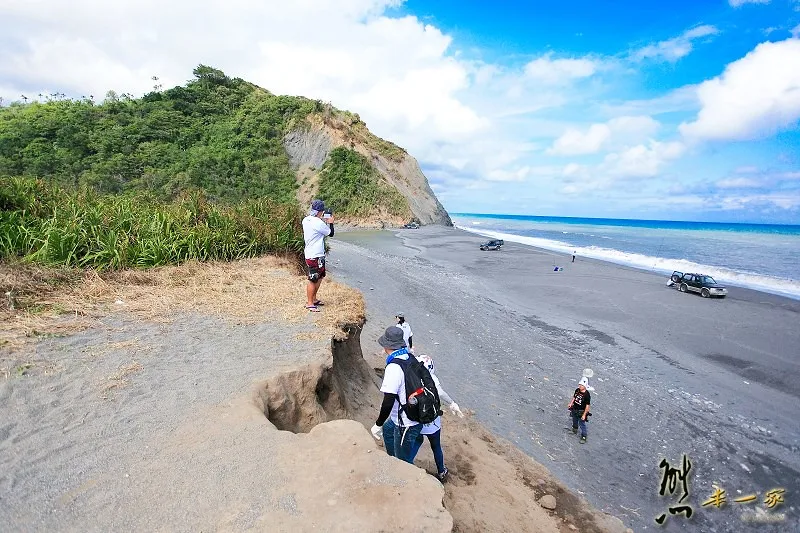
top-left (685, 275), bottom-right (693, 282)
top-left (703, 276), bottom-right (716, 284)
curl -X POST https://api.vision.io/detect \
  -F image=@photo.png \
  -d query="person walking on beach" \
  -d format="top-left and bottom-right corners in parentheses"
top-left (395, 313), bottom-right (413, 351)
top-left (567, 377), bottom-right (591, 443)
top-left (572, 250), bottom-right (576, 263)
top-left (302, 199), bottom-right (334, 312)
top-left (408, 353), bottom-right (463, 482)
top-left (370, 327), bottom-right (423, 462)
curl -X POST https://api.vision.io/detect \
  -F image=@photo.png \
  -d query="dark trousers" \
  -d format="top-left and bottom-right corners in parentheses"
top-left (380, 418), bottom-right (423, 463)
top-left (409, 430), bottom-right (446, 474)
top-left (571, 410), bottom-right (588, 437)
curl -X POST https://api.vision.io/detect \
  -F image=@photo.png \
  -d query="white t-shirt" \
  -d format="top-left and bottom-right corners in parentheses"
top-left (396, 322), bottom-right (412, 346)
top-left (379, 354), bottom-right (419, 427)
top-left (302, 215), bottom-right (331, 259)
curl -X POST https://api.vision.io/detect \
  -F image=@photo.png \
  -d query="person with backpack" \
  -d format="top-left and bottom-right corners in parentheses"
top-left (370, 326), bottom-right (441, 463)
top-left (408, 353), bottom-right (463, 482)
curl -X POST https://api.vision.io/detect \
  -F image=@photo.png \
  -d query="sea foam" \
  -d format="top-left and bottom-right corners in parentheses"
top-left (458, 225), bottom-right (800, 300)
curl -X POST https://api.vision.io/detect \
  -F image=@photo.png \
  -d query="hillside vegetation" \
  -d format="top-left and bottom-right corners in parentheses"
top-left (0, 66), bottom-right (316, 203)
top-left (0, 176), bottom-right (302, 270)
top-left (317, 147), bottom-right (408, 218)
top-left (0, 66), bottom-right (425, 271)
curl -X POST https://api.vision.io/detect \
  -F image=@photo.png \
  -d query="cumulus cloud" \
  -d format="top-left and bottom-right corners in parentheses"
top-left (792, 23), bottom-right (800, 38)
top-left (632, 25), bottom-right (719, 62)
top-left (547, 115), bottom-right (660, 155)
top-left (680, 38), bottom-right (800, 141)
top-left (523, 53), bottom-right (599, 85)
top-left (0, 0), bottom-right (485, 153)
top-left (602, 141), bottom-right (685, 179)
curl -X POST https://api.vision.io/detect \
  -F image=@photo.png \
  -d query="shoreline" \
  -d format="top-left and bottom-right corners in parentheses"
top-left (451, 221), bottom-right (800, 301)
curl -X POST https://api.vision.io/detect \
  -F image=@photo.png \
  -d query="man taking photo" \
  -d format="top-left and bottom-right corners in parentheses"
top-left (302, 199), bottom-right (334, 312)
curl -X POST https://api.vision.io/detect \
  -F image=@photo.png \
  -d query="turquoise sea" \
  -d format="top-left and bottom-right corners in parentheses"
top-left (451, 213), bottom-right (800, 300)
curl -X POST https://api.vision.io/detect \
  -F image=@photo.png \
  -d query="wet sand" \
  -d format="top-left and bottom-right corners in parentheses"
top-left (330, 226), bottom-right (800, 533)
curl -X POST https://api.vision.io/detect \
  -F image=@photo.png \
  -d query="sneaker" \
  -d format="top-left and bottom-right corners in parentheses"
top-left (571, 427), bottom-right (578, 434)
top-left (580, 436), bottom-right (587, 444)
top-left (437, 467), bottom-right (449, 482)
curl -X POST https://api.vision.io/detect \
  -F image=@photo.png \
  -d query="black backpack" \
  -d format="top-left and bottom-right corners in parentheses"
top-left (390, 356), bottom-right (442, 425)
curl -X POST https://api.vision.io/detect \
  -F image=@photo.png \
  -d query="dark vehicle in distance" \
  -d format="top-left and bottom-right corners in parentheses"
top-left (668, 271), bottom-right (728, 298)
top-left (402, 222), bottom-right (420, 229)
top-left (480, 239), bottom-right (504, 251)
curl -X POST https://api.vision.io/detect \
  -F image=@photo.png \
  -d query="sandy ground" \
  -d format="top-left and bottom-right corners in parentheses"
top-left (330, 226), bottom-right (800, 533)
top-left (0, 256), bottom-right (627, 532)
top-left (0, 259), bottom-right (452, 532)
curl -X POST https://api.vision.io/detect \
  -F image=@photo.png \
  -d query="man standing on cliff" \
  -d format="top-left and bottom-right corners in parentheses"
top-left (302, 199), bottom-right (334, 312)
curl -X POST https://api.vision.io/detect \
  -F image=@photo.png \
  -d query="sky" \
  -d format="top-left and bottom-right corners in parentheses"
top-left (2, 1), bottom-right (800, 223)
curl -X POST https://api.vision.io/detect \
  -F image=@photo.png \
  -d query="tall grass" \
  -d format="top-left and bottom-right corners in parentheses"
top-left (0, 176), bottom-right (304, 270)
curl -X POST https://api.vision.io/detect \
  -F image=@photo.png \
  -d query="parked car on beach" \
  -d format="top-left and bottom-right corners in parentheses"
top-left (668, 271), bottom-right (728, 298)
top-left (402, 222), bottom-right (420, 229)
top-left (480, 239), bottom-right (504, 251)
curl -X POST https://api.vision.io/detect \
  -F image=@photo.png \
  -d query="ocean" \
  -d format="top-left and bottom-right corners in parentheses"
top-left (451, 213), bottom-right (800, 300)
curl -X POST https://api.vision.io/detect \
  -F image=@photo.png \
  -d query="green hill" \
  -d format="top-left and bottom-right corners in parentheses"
top-left (0, 66), bottom-right (451, 272)
top-left (0, 65), bottom-right (316, 203)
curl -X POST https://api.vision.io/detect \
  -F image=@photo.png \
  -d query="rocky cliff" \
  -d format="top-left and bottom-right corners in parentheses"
top-left (284, 111), bottom-right (452, 227)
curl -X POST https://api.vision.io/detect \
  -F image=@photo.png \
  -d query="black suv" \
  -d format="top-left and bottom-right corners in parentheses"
top-left (480, 239), bottom-right (504, 251)
top-left (669, 271), bottom-right (728, 298)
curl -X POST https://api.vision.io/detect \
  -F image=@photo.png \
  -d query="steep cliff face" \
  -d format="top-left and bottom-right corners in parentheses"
top-left (284, 112), bottom-right (452, 226)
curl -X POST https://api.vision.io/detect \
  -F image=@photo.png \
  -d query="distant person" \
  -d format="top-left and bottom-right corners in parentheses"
top-left (567, 377), bottom-right (591, 443)
top-left (395, 313), bottom-right (413, 351)
top-left (408, 353), bottom-right (463, 482)
top-left (302, 199), bottom-right (334, 312)
top-left (370, 327), bottom-right (423, 462)
top-left (572, 250), bottom-right (576, 263)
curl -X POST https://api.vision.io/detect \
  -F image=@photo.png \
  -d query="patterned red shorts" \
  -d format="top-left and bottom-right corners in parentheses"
top-left (305, 257), bottom-right (326, 281)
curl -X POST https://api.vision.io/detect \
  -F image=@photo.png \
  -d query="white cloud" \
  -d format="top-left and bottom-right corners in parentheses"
top-left (0, 0), bottom-right (484, 152)
top-left (523, 53), bottom-right (598, 85)
top-left (792, 24), bottom-right (800, 38)
top-left (729, 0), bottom-right (770, 7)
top-left (632, 25), bottom-right (719, 62)
top-left (680, 38), bottom-right (800, 141)
top-left (601, 85), bottom-right (699, 117)
top-left (716, 177), bottom-right (763, 189)
top-left (548, 124), bottom-right (611, 156)
top-left (602, 141), bottom-right (685, 178)
top-left (719, 193), bottom-right (800, 210)
top-left (547, 115), bottom-right (660, 155)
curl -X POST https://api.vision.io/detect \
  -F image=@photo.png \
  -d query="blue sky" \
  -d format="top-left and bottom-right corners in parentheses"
top-left (1, 0), bottom-right (800, 223)
top-left (391, 0), bottom-right (800, 223)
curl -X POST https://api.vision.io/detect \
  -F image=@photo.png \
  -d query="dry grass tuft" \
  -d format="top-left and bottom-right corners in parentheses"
top-left (1, 257), bottom-right (365, 352)
top-left (101, 361), bottom-right (144, 398)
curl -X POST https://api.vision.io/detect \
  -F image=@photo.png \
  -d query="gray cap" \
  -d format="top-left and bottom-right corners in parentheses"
top-left (378, 326), bottom-right (406, 350)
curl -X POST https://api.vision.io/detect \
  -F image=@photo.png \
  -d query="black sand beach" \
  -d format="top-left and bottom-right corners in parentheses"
top-left (330, 226), bottom-right (800, 533)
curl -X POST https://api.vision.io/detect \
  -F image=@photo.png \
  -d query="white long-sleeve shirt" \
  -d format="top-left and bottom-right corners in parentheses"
top-left (415, 356), bottom-right (455, 435)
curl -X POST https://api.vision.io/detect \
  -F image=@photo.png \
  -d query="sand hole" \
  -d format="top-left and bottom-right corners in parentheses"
top-left (255, 325), bottom-right (375, 433)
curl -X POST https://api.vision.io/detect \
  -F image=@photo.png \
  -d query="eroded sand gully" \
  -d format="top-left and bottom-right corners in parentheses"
top-left (255, 325), bottom-right (376, 433)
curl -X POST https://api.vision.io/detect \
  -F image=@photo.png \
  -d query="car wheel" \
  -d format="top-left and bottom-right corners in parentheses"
top-left (701, 288), bottom-right (710, 298)
top-left (679, 284), bottom-right (688, 293)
